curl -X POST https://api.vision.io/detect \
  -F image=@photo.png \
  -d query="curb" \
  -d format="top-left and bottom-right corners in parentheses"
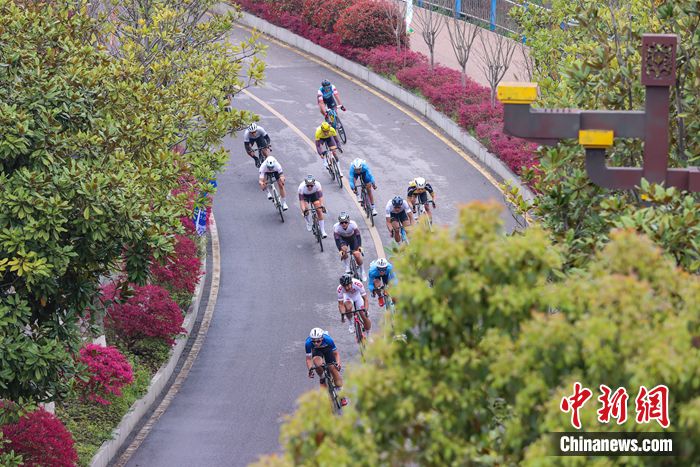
top-left (235, 10), bottom-right (535, 202)
top-left (89, 234), bottom-right (211, 467)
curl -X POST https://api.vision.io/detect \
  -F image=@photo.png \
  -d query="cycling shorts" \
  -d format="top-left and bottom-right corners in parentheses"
top-left (303, 192), bottom-right (321, 203)
top-left (265, 172), bottom-right (282, 182)
top-left (409, 192), bottom-right (429, 204)
top-left (389, 210), bottom-right (409, 223)
top-left (339, 291), bottom-right (364, 311)
top-left (249, 135), bottom-right (268, 150)
top-left (319, 137), bottom-right (337, 150)
top-left (338, 235), bottom-right (360, 252)
top-left (354, 172), bottom-right (370, 186)
top-left (311, 346), bottom-right (337, 365)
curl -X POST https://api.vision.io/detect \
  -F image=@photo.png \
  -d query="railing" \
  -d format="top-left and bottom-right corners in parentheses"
top-left (411, 0), bottom-right (551, 36)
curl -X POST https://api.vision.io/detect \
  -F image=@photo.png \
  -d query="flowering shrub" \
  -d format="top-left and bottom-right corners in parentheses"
top-left (361, 45), bottom-right (427, 76)
top-left (77, 344), bottom-right (134, 405)
top-left (103, 283), bottom-right (186, 348)
top-left (1, 408), bottom-right (78, 467)
top-left (458, 101), bottom-right (503, 129)
top-left (150, 234), bottom-right (202, 308)
top-left (334, 0), bottom-right (407, 49)
top-left (302, 0), bottom-right (355, 32)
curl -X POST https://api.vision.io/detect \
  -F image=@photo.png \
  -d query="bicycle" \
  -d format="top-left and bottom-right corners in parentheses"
top-left (358, 182), bottom-right (375, 227)
top-left (310, 362), bottom-right (343, 415)
top-left (265, 173), bottom-right (284, 223)
top-left (253, 144), bottom-right (271, 168)
top-left (414, 199), bottom-right (434, 231)
top-left (392, 223), bottom-right (409, 245)
top-left (304, 204), bottom-right (326, 252)
top-left (347, 247), bottom-right (364, 282)
top-left (321, 143), bottom-right (343, 189)
top-left (342, 305), bottom-right (366, 355)
top-left (325, 105), bottom-right (347, 144)
top-left (375, 284), bottom-right (395, 315)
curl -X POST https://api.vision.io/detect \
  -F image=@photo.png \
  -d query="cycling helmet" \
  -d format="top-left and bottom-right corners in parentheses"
top-left (338, 212), bottom-right (350, 223)
top-left (392, 196), bottom-right (404, 207)
top-left (320, 122), bottom-right (331, 132)
top-left (339, 274), bottom-right (353, 286)
top-left (305, 174), bottom-right (316, 186)
top-left (415, 177), bottom-right (426, 189)
top-left (352, 158), bottom-right (365, 170)
top-left (265, 157), bottom-right (277, 169)
top-left (375, 258), bottom-right (389, 269)
top-left (248, 122), bottom-right (258, 132)
top-left (321, 79), bottom-right (331, 87)
top-left (309, 327), bottom-right (324, 339)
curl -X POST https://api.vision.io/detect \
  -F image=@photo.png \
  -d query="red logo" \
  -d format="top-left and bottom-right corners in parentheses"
top-left (635, 385), bottom-right (670, 428)
top-left (560, 382), bottom-right (593, 429)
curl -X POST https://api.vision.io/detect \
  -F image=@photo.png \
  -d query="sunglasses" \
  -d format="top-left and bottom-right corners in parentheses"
top-left (340, 221), bottom-right (349, 225)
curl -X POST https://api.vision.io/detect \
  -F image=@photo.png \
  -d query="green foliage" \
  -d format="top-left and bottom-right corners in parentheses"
top-left (0, 432), bottom-right (23, 467)
top-left (0, 0), bottom-right (264, 402)
top-left (56, 354), bottom-right (152, 466)
top-left (266, 203), bottom-right (700, 465)
top-left (508, 0), bottom-right (700, 272)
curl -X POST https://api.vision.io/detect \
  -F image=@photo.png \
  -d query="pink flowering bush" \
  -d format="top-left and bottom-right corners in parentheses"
top-left (77, 344), bottom-right (134, 405)
top-left (302, 0), bottom-right (355, 32)
top-left (1, 408), bottom-right (78, 467)
top-left (334, 0), bottom-right (407, 49)
top-left (150, 234), bottom-right (202, 309)
top-left (361, 45), bottom-right (427, 76)
top-left (103, 283), bottom-right (186, 349)
top-left (458, 101), bottom-right (503, 129)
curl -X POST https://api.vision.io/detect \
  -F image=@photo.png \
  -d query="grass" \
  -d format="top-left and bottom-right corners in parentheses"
top-left (56, 349), bottom-right (164, 466)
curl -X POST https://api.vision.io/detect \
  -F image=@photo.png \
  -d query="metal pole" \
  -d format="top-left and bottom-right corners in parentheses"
top-left (490, 0), bottom-right (496, 31)
top-left (455, 0), bottom-right (461, 18)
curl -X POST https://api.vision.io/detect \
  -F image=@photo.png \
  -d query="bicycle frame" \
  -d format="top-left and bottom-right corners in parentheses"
top-left (312, 362), bottom-right (342, 414)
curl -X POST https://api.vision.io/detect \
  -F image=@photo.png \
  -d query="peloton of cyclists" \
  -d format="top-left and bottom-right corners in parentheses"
top-left (337, 274), bottom-right (371, 335)
top-left (317, 79), bottom-right (346, 118)
top-left (333, 212), bottom-right (365, 281)
top-left (315, 122), bottom-right (341, 172)
top-left (243, 122), bottom-right (271, 167)
top-left (385, 196), bottom-right (414, 243)
top-left (259, 156), bottom-right (288, 211)
top-left (349, 158), bottom-right (378, 217)
top-left (305, 327), bottom-right (348, 406)
top-left (298, 175), bottom-right (328, 238)
top-left (407, 176), bottom-right (436, 222)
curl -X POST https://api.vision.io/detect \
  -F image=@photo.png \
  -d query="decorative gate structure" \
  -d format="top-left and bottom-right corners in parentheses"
top-left (496, 34), bottom-right (700, 192)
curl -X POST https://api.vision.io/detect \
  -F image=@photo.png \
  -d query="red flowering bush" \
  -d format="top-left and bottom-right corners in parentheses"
top-left (361, 45), bottom-right (427, 76)
top-left (103, 283), bottom-right (186, 348)
top-left (302, 0), bottom-right (355, 32)
top-left (77, 344), bottom-right (134, 405)
top-left (150, 234), bottom-right (202, 307)
top-left (458, 101), bottom-right (503, 129)
top-left (334, 0), bottom-right (407, 49)
top-left (1, 408), bottom-right (78, 467)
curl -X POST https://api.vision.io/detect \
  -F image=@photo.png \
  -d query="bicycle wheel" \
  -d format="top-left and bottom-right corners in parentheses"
top-left (349, 257), bottom-right (360, 281)
top-left (314, 216), bottom-right (324, 252)
top-left (401, 227), bottom-right (410, 245)
top-left (333, 158), bottom-right (343, 189)
top-left (273, 187), bottom-right (284, 223)
top-left (354, 318), bottom-right (365, 347)
top-left (336, 116), bottom-right (347, 144)
top-left (327, 378), bottom-right (342, 414)
top-left (361, 188), bottom-right (374, 226)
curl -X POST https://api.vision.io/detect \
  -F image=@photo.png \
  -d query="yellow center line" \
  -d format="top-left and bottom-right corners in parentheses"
top-left (243, 89), bottom-right (386, 259)
top-left (235, 22), bottom-right (505, 194)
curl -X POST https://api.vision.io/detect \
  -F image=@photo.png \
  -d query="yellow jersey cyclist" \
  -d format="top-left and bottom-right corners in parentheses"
top-left (334, 212), bottom-right (366, 281)
top-left (298, 175), bottom-right (328, 238)
top-left (385, 196), bottom-right (414, 243)
top-left (306, 328), bottom-right (348, 407)
top-left (259, 156), bottom-right (288, 211)
top-left (317, 79), bottom-right (346, 118)
top-left (314, 122), bottom-right (342, 172)
top-left (407, 177), bottom-right (436, 222)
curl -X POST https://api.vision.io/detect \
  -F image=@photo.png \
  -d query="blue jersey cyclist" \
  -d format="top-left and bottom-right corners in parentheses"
top-left (349, 158), bottom-right (378, 217)
top-left (368, 258), bottom-right (397, 307)
top-left (305, 328), bottom-right (348, 406)
top-left (317, 79), bottom-right (346, 118)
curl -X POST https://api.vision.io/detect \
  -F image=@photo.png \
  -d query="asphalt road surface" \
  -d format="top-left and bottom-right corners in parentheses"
top-left (125, 25), bottom-right (515, 467)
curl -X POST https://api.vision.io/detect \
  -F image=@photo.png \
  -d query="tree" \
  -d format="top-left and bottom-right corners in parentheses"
top-left (507, 0), bottom-right (700, 273)
top-left (0, 0), bottom-right (264, 402)
top-left (413, 0), bottom-right (447, 70)
top-left (445, 10), bottom-right (481, 87)
top-left (253, 203), bottom-right (700, 465)
top-left (478, 31), bottom-right (517, 107)
top-left (375, 0), bottom-right (408, 51)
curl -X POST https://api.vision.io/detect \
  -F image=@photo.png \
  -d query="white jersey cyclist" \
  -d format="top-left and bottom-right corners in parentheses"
top-left (298, 180), bottom-right (323, 198)
top-left (385, 198), bottom-right (412, 217)
top-left (259, 158), bottom-right (283, 179)
top-left (333, 219), bottom-right (359, 237)
top-left (337, 277), bottom-right (367, 311)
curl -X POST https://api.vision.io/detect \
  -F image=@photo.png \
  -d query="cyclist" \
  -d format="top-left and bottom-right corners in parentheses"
top-left (306, 327), bottom-right (348, 407)
top-left (315, 122), bottom-right (341, 171)
top-left (349, 158), bottom-right (377, 217)
top-left (317, 79), bottom-right (346, 118)
top-left (243, 122), bottom-right (271, 167)
top-left (385, 195), bottom-right (414, 243)
top-left (298, 175), bottom-right (327, 238)
top-left (259, 156), bottom-right (288, 211)
top-left (368, 258), bottom-right (397, 308)
top-left (334, 212), bottom-right (365, 281)
top-left (337, 274), bottom-right (371, 334)
top-left (407, 177), bottom-right (436, 222)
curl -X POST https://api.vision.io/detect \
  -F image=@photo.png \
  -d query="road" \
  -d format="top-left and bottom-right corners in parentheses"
top-left (125, 24), bottom-right (515, 467)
